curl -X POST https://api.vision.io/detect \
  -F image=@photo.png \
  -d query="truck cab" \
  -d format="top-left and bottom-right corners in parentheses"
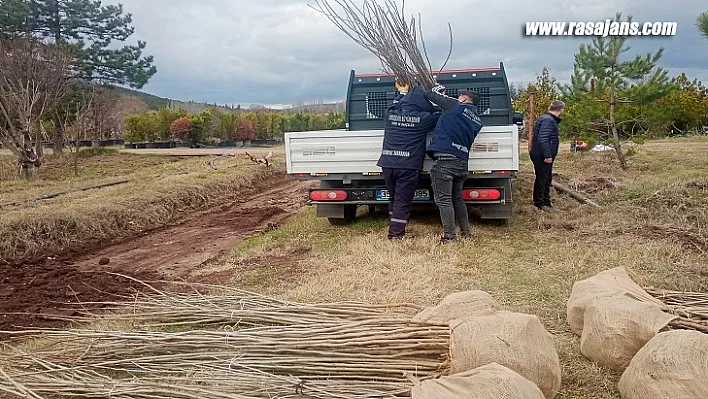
top-left (284, 62), bottom-right (521, 225)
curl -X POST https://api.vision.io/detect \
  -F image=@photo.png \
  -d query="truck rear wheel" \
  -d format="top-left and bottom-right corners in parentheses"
top-left (327, 205), bottom-right (357, 225)
top-left (486, 219), bottom-right (509, 227)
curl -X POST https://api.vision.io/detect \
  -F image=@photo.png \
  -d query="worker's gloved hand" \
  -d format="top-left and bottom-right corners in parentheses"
top-left (432, 83), bottom-right (446, 95)
top-left (395, 80), bottom-right (410, 94)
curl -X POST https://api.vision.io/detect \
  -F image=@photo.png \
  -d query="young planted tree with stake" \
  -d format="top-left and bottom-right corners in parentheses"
top-left (0, 38), bottom-right (72, 179)
top-left (0, 0), bottom-right (157, 152)
top-left (562, 13), bottom-right (674, 169)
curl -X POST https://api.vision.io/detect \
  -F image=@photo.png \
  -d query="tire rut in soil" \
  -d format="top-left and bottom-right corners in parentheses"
top-left (0, 175), bottom-right (314, 333)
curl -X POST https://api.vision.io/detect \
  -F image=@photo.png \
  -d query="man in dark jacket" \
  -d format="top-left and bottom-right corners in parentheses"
top-left (422, 84), bottom-right (483, 243)
top-left (530, 100), bottom-right (564, 212)
top-left (377, 82), bottom-right (441, 239)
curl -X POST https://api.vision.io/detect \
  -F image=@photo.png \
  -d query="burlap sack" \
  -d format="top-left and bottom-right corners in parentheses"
top-left (412, 291), bottom-right (501, 324)
top-left (566, 267), bottom-right (664, 335)
top-left (449, 311), bottom-right (561, 399)
top-left (411, 363), bottom-right (545, 399)
top-left (618, 330), bottom-right (708, 399)
top-left (579, 296), bottom-right (676, 371)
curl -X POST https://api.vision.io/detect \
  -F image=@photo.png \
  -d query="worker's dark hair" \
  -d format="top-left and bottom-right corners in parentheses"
top-left (459, 90), bottom-right (479, 105)
top-left (549, 100), bottom-right (565, 111)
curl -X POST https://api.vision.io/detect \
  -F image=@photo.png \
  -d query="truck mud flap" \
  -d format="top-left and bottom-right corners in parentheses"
top-left (469, 203), bottom-right (512, 220)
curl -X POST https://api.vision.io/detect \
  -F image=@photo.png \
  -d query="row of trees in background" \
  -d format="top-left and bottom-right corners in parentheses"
top-left (512, 13), bottom-right (708, 169)
top-left (122, 108), bottom-right (345, 145)
top-left (3, 3), bottom-right (708, 178)
top-left (0, 0), bottom-right (157, 178)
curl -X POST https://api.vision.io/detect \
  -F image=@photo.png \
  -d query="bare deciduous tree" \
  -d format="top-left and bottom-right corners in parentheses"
top-left (63, 86), bottom-right (96, 176)
top-left (0, 38), bottom-right (72, 179)
top-left (85, 88), bottom-right (147, 141)
top-left (112, 95), bottom-right (149, 135)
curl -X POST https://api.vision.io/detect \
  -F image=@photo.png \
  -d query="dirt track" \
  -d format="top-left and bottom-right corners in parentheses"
top-left (0, 176), bottom-right (314, 332)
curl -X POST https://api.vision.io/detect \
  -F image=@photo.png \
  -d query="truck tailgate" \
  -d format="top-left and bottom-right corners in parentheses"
top-left (285, 126), bottom-right (519, 175)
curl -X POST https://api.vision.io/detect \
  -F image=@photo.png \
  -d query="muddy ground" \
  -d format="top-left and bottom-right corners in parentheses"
top-left (0, 175), bottom-right (314, 332)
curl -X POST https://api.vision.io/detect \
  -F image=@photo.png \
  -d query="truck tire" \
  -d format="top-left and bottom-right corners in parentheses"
top-left (483, 218), bottom-right (509, 227)
top-left (327, 205), bottom-right (357, 225)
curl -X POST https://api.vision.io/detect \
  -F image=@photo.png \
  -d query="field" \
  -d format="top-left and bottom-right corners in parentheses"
top-left (1, 139), bottom-right (707, 398)
top-left (0, 146), bottom-right (312, 330)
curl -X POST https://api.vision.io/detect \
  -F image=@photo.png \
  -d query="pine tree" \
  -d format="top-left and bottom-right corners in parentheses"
top-left (0, 0), bottom-right (155, 87)
top-left (564, 13), bottom-right (674, 169)
top-left (0, 0), bottom-right (156, 151)
top-left (698, 10), bottom-right (708, 40)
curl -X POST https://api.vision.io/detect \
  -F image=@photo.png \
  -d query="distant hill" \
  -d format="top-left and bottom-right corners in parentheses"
top-left (107, 86), bottom-right (345, 114)
top-left (284, 102), bottom-right (345, 114)
top-left (108, 86), bottom-right (171, 110)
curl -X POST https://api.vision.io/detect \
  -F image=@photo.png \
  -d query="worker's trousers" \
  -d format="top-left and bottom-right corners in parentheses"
top-left (382, 168), bottom-right (420, 239)
top-left (531, 155), bottom-right (553, 209)
top-left (431, 156), bottom-right (470, 241)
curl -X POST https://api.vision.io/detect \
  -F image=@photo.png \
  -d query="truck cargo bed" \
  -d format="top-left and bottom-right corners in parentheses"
top-left (284, 126), bottom-right (519, 176)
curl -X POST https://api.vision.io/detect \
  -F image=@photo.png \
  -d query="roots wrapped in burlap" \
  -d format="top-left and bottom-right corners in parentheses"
top-left (413, 291), bottom-right (501, 324)
top-left (566, 267), bottom-right (665, 335)
top-left (580, 296), bottom-right (677, 371)
top-left (449, 311), bottom-right (561, 399)
top-left (411, 363), bottom-right (545, 399)
top-left (618, 330), bottom-right (708, 398)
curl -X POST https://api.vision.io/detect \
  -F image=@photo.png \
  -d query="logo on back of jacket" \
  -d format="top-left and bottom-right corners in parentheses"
top-left (462, 107), bottom-right (482, 125)
top-left (448, 106), bottom-right (482, 154)
top-left (388, 114), bottom-right (421, 128)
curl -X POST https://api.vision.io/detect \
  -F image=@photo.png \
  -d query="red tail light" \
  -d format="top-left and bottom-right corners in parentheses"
top-left (462, 189), bottom-right (501, 201)
top-left (494, 170), bottom-right (511, 174)
top-left (310, 190), bottom-right (347, 201)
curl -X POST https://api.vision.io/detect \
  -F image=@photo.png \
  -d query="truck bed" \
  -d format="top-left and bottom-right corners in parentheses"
top-left (284, 125), bottom-right (519, 176)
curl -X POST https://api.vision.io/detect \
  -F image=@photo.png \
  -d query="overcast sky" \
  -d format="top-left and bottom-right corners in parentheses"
top-left (105, 0), bottom-right (708, 107)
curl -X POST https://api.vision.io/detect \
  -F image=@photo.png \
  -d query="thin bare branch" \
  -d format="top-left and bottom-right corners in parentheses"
top-left (309, 0), bottom-right (452, 89)
top-left (438, 23), bottom-right (454, 72)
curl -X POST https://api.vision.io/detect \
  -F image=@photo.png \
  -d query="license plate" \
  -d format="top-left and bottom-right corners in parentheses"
top-left (376, 189), bottom-right (430, 201)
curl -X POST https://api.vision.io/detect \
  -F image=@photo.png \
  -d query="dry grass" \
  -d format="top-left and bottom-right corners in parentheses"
top-left (0, 149), bottom-right (283, 263)
top-left (206, 139), bottom-right (708, 399)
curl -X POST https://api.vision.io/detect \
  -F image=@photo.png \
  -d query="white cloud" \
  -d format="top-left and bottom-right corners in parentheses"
top-left (105, 0), bottom-right (708, 104)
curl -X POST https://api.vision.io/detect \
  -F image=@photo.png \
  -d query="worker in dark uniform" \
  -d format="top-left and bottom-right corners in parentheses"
top-left (530, 100), bottom-right (564, 212)
top-left (422, 84), bottom-right (483, 243)
top-left (376, 81), bottom-right (441, 239)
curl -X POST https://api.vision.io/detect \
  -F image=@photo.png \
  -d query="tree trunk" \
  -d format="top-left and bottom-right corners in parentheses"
top-left (19, 161), bottom-right (39, 181)
top-left (609, 87), bottom-right (628, 169)
top-left (527, 91), bottom-right (536, 152)
top-left (73, 147), bottom-right (79, 176)
top-left (53, 113), bottom-right (65, 154)
top-left (51, 0), bottom-right (65, 155)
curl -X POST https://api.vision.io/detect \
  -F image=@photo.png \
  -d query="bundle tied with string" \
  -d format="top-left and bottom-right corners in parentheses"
top-left (0, 279), bottom-right (453, 399)
top-left (310, 0), bottom-right (453, 89)
top-left (411, 363), bottom-right (546, 399)
top-left (412, 291), bottom-right (562, 399)
top-left (566, 267), bottom-right (680, 372)
top-left (618, 330), bottom-right (708, 398)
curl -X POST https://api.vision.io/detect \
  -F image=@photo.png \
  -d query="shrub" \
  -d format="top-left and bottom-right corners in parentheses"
top-left (123, 113), bottom-right (160, 142)
top-left (188, 113), bottom-right (207, 143)
top-left (170, 117), bottom-right (192, 142)
top-left (123, 115), bottom-right (146, 143)
top-left (157, 108), bottom-right (186, 140)
top-left (236, 119), bottom-right (255, 141)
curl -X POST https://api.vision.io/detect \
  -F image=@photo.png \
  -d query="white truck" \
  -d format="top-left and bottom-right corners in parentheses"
top-left (284, 63), bottom-right (523, 225)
